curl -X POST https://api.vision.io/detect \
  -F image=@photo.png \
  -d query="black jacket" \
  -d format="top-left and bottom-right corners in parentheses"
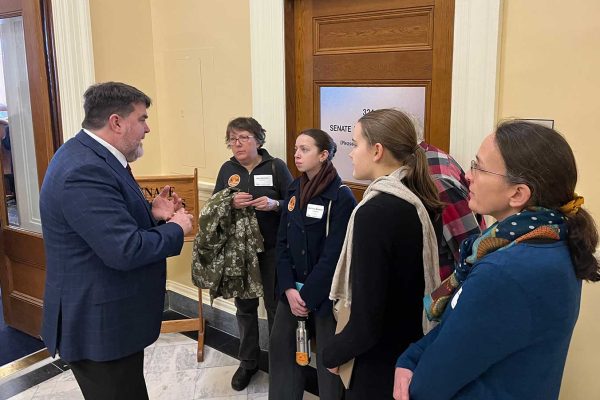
top-left (214, 148), bottom-right (293, 250)
top-left (321, 193), bottom-right (441, 399)
top-left (276, 174), bottom-right (356, 316)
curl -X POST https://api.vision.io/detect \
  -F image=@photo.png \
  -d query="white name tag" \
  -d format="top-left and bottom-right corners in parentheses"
top-left (306, 204), bottom-right (325, 219)
top-left (254, 175), bottom-right (273, 187)
top-left (451, 287), bottom-right (463, 309)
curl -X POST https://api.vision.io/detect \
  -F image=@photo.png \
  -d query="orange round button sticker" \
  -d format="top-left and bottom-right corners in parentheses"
top-left (228, 174), bottom-right (241, 187)
top-left (288, 195), bottom-right (296, 211)
top-left (295, 352), bottom-right (309, 366)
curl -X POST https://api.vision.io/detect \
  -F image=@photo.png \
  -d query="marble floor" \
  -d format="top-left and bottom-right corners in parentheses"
top-left (2, 333), bottom-right (319, 400)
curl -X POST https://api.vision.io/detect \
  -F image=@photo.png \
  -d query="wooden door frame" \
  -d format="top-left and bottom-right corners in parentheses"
top-left (0, 0), bottom-right (62, 180)
top-left (429, 0), bottom-right (454, 152)
top-left (21, 0), bottom-right (62, 181)
top-left (283, 0), bottom-right (297, 174)
top-left (41, 0), bottom-right (64, 152)
top-left (0, 0), bottom-right (62, 337)
top-left (283, 0), bottom-right (455, 177)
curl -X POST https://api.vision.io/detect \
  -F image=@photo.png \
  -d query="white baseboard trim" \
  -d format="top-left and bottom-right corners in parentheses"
top-left (197, 180), bottom-right (215, 202)
top-left (166, 280), bottom-right (237, 315)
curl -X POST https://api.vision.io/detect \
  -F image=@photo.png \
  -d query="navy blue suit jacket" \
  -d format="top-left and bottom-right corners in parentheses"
top-left (276, 175), bottom-right (356, 316)
top-left (40, 131), bottom-right (184, 362)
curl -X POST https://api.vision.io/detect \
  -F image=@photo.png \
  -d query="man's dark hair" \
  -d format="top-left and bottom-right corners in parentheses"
top-left (82, 82), bottom-right (151, 130)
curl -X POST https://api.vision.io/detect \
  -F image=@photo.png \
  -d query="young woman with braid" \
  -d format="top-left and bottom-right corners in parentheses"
top-left (394, 121), bottom-right (599, 400)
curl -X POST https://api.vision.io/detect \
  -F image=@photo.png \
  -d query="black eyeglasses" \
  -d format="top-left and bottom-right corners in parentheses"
top-left (470, 160), bottom-right (509, 178)
top-left (228, 135), bottom-right (255, 145)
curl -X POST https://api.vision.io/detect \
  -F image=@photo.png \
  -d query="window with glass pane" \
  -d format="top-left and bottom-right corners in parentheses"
top-left (0, 16), bottom-right (41, 233)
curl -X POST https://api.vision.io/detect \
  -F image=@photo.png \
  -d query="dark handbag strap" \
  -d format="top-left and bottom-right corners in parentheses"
top-left (326, 184), bottom-right (348, 237)
top-left (271, 159), bottom-right (280, 197)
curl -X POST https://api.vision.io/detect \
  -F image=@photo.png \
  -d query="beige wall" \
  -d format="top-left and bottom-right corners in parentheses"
top-left (89, 0), bottom-right (163, 176)
top-left (89, 1), bottom-right (600, 396)
top-left (89, 0), bottom-right (252, 179)
top-left (89, 1), bottom-right (253, 289)
top-left (147, 0), bottom-right (252, 288)
top-left (498, 1), bottom-right (600, 398)
top-left (149, 0), bottom-right (252, 181)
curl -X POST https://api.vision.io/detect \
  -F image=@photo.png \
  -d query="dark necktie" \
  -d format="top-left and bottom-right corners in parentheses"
top-left (126, 164), bottom-right (150, 209)
top-left (125, 164), bottom-right (139, 185)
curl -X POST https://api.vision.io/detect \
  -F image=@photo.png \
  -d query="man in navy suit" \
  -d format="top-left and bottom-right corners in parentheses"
top-left (40, 82), bottom-right (193, 399)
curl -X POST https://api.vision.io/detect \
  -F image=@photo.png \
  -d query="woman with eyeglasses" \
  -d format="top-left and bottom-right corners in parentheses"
top-left (394, 121), bottom-right (600, 400)
top-left (213, 117), bottom-right (293, 391)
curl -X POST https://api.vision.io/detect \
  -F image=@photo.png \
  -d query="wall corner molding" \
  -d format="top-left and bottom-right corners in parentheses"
top-left (449, 0), bottom-right (503, 169)
top-left (51, 0), bottom-right (95, 142)
top-left (249, 0), bottom-right (287, 160)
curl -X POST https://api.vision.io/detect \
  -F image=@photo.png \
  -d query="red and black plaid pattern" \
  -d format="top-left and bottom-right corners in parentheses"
top-left (420, 142), bottom-right (486, 280)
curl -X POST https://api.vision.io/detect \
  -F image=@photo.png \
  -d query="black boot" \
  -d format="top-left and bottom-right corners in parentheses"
top-left (231, 365), bottom-right (258, 391)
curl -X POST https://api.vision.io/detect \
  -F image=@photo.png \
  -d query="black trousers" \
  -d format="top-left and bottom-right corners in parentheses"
top-left (269, 300), bottom-right (344, 400)
top-left (68, 350), bottom-right (148, 400)
top-left (235, 247), bottom-right (278, 370)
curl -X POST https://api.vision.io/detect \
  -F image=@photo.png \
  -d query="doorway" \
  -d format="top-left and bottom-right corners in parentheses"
top-left (285, 0), bottom-right (454, 198)
top-left (0, 0), bottom-right (60, 338)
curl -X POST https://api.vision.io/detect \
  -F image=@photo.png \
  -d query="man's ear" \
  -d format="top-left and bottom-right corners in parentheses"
top-left (508, 183), bottom-right (532, 209)
top-left (108, 114), bottom-right (122, 132)
top-left (372, 143), bottom-right (384, 162)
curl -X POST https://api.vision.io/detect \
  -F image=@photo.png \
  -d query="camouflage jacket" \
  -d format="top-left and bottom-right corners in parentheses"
top-left (191, 188), bottom-right (264, 301)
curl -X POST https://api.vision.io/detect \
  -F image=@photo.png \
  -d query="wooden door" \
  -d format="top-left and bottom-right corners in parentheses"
top-left (285, 0), bottom-right (454, 198)
top-left (0, 0), bottom-right (60, 337)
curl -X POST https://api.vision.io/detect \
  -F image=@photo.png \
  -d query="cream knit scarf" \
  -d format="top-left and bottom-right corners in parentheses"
top-left (328, 167), bottom-right (440, 387)
top-left (330, 166), bottom-right (440, 330)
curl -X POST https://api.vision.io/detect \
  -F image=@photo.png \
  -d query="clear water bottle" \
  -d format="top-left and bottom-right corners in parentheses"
top-left (295, 318), bottom-right (311, 366)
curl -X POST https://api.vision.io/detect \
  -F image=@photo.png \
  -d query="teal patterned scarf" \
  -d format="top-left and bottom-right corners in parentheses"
top-left (425, 207), bottom-right (567, 321)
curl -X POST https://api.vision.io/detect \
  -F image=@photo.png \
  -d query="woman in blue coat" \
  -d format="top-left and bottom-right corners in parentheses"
top-left (394, 121), bottom-right (600, 399)
top-left (269, 129), bottom-right (356, 400)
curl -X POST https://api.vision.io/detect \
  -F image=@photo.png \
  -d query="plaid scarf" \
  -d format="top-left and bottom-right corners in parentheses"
top-left (424, 207), bottom-right (567, 321)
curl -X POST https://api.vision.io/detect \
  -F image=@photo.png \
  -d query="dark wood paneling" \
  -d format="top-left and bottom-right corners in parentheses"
top-left (42, 0), bottom-right (63, 151)
top-left (314, 8), bottom-right (433, 55)
top-left (0, 0), bottom-right (58, 339)
top-left (0, 0), bottom-right (21, 16)
top-left (429, 0), bottom-right (455, 152)
top-left (312, 0), bottom-right (435, 16)
top-left (289, 0), bottom-right (315, 177)
top-left (286, 0), bottom-right (454, 199)
top-left (284, 0), bottom-right (298, 174)
top-left (2, 228), bottom-right (46, 337)
top-left (11, 261), bottom-right (45, 299)
top-left (4, 228), bottom-right (44, 263)
top-left (22, 0), bottom-right (56, 187)
top-left (314, 51), bottom-right (432, 81)
top-left (9, 296), bottom-right (43, 337)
